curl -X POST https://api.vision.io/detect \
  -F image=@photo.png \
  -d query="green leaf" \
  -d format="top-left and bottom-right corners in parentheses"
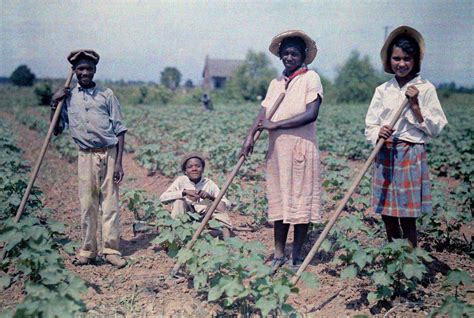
top-left (445, 269), bottom-right (472, 287)
top-left (207, 285), bottom-right (224, 302)
top-left (255, 296), bottom-right (278, 317)
top-left (353, 250), bottom-right (370, 269)
top-left (193, 273), bottom-right (207, 290)
top-left (0, 272), bottom-right (11, 290)
top-left (367, 291), bottom-right (379, 304)
top-left (62, 241), bottom-right (80, 255)
top-left (300, 271), bottom-right (319, 289)
top-left (177, 248), bottom-right (194, 264)
top-left (372, 271), bottom-right (393, 286)
top-left (402, 263), bottom-right (425, 280)
top-left (320, 239), bottom-right (331, 252)
top-left (340, 265), bottom-right (357, 279)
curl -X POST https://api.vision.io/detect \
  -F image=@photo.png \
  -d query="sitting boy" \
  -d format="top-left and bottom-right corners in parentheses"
top-left (160, 153), bottom-right (233, 238)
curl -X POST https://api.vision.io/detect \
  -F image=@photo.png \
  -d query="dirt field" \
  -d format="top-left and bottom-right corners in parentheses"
top-left (1, 111), bottom-right (472, 317)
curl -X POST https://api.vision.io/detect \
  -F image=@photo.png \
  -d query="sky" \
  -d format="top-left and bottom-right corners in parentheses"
top-left (1, 0), bottom-right (473, 86)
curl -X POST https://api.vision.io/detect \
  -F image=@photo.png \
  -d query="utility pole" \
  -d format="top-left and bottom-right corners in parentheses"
top-left (382, 26), bottom-right (392, 72)
top-left (384, 26), bottom-right (391, 41)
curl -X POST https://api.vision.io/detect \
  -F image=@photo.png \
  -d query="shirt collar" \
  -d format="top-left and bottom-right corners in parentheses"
top-left (390, 75), bottom-right (424, 89)
top-left (76, 83), bottom-right (96, 95)
top-left (185, 175), bottom-right (206, 186)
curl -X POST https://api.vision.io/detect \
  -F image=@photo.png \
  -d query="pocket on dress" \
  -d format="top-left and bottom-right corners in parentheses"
top-left (294, 139), bottom-right (306, 163)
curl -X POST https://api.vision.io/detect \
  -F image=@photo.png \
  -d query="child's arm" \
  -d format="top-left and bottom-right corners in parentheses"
top-left (365, 87), bottom-right (386, 145)
top-left (405, 84), bottom-right (448, 137)
top-left (199, 181), bottom-right (230, 212)
top-left (160, 178), bottom-right (186, 204)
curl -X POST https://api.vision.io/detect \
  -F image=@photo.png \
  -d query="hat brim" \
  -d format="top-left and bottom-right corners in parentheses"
top-left (380, 26), bottom-right (425, 74)
top-left (181, 152), bottom-right (206, 171)
top-left (269, 30), bottom-right (317, 65)
top-left (67, 49), bottom-right (100, 65)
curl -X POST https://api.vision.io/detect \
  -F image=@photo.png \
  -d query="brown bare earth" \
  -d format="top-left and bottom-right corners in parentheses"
top-left (1, 113), bottom-right (472, 317)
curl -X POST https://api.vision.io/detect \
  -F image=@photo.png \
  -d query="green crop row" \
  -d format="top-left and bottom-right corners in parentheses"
top-left (121, 189), bottom-right (320, 316)
top-left (0, 118), bottom-right (86, 317)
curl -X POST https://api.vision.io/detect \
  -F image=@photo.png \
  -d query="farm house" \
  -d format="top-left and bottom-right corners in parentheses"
top-left (202, 55), bottom-right (244, 90)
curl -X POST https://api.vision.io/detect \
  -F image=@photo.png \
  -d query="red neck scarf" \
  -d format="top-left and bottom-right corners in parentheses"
top-left (284, 66), bottom-right (308, 89)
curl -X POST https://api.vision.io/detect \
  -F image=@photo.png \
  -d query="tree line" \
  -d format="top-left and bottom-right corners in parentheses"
top-left (6, 52), bottom-right (472, 107)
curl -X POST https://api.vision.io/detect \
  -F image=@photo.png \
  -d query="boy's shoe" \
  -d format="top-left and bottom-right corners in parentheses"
top-left (271, 256), bottom-right (288, 275)
top-left (73, 256), bottom-right (94, 266)
top-left (105, 254), bottom-right (127, 268)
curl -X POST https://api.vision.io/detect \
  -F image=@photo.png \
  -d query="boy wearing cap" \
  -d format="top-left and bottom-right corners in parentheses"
top-left (51, 49), bottom-right (128, 268)
top-left (160, 153), bottom-right (233, 238)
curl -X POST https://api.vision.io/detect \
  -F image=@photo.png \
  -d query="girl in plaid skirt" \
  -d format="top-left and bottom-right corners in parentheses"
top-left (365, 26), bottom-right (448, 247)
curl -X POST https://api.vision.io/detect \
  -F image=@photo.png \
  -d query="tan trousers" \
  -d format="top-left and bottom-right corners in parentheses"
top-left (171, 199), bottom-right (233, 229)
top-left (78, 147), bottom-right (121, 258)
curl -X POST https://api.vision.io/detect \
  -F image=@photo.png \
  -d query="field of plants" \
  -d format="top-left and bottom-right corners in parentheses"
top-left (0, 84), bottom-right (472, 317)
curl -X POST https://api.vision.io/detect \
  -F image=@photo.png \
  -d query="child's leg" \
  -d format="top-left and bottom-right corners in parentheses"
top-left (171, 199), bottom-right (190, 219)
top-left (274, 220), bottom-right (290, 258)
top-left (381, 215), bottom-right (402, 242)
top-left (400, 217), bottom-right (417, 247)
top-left (292, 223), bottom-right (309, 263)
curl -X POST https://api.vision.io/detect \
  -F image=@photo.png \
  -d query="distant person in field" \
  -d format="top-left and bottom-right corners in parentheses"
top-left (50, 49), bottom-right (128, 268)
top-left (240, 30), bottom-right (323, 273)
top-left (201, 93), bottom-right (213, 111)
top-left (365, 26), bottom-right (447, 247)
top-left (160, 153), bottom-right (233, 239)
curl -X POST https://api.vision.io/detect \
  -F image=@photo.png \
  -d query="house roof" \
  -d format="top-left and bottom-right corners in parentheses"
top-left (203, 57), bottom-right (244, 78)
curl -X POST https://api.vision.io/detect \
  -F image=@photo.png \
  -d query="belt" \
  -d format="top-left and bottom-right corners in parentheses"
top-left (80, 145), bottom-right (116, 153)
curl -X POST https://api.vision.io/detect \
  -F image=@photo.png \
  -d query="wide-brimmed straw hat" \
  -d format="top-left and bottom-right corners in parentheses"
top-left (67, 49), bottom-right (100, 66)
top-left (181, 152), bottom-right (206, 171)
top-left (380, 26), bottom-right (425, 74)
top-left (269, 30), bottom-right (317, 65)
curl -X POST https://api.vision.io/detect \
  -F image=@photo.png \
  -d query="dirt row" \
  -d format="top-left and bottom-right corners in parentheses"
top-left (2, 112), bottom-right (471, 317)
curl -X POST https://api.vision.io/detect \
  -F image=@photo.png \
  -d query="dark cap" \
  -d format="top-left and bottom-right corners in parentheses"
top-left (67, 49), bottom-right (100, 66)
top-left (181, 152), bottom-right (206, 171)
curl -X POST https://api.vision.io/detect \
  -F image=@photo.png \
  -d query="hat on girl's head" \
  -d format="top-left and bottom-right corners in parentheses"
top-left (67, 49), bottom-right (100, 66)
top-left (181, 152), bottom-right (206, 171)
top-left (269, 30), bottom-right (317, 65)
top-left (381, 26), bottom-right (425, 74)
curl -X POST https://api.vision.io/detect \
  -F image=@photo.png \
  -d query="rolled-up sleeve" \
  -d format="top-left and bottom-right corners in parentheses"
top-left (107, 94), bottom-right (127, 136)
top-left (365, 87), bottom-right (383, 145)
top-left (261, 80), bottom-right (276, 109)
top-left (406, 85), bottom-right (448, 137)
top-left (306, 71), bottom-right (324, 103)
top-left (57, 100), bottom-right (69, 132)
top-left (160, 178), bottom-right (184, 203)
top-left (207, 180), bottom-right (231, 209)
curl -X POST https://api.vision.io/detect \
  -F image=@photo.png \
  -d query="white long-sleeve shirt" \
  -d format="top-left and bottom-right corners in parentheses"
top-left (365, 76), bottom-right (448, 145)
top-left (159, 175), bottom-right (230, 209)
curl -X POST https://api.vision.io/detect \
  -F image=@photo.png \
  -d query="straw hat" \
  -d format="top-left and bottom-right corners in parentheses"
top-left (380, 26), bottom-right (425, 74)
top-left (269, 30), bottom-right (317, 65)
top-left (181, 152), bottom-right (206, 171)
top-left (67, 49), bottom-right (100, 65)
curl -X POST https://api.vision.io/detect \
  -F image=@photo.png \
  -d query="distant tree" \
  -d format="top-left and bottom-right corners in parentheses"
top-left (334, 51), bottom-right (382, 103)
top-left (34, 81), bottom-right (53, 105)
top-left (160, 67), bottom-right (182, 91)
top-left (10, 65), bottom-right (36, 86)
top-left (184, 79), bottom-right (194, 88)
top-left (227, 50), bottom-right (278, 101)
top-left (313, 69), bottom-right (335, 103)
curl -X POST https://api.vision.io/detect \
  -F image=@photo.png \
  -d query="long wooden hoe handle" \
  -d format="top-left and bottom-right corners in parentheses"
top-left (291, 98), bottom-right (410, 285)
top-left (170, 93), bottom-right (285, 275)
top-left (0, 69), bottom-right (74, 261)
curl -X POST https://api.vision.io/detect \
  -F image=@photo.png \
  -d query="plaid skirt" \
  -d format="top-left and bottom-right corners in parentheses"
top-left (371, 140), bottom-right (432, 218)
